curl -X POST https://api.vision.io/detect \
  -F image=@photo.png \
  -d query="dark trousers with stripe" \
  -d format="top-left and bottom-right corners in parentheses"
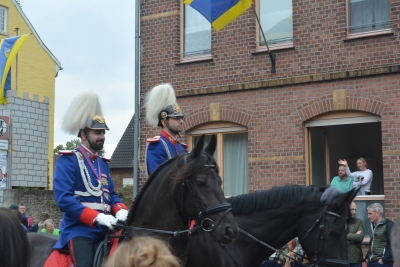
top-left (68, 236), bottom-right (99, 267)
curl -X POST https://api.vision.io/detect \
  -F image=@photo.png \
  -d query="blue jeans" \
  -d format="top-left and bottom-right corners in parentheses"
top-left (367, 260), bottom-right (393, 267)
top-left (349, 263), bottom-right (362, 267)
top-left (261, 260), bottom-right (282, 267)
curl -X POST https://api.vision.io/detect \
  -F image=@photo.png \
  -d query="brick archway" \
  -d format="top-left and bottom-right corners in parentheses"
top-left (297, 93), bottom-right (388, 122)
top-left (184, 108), bottom-right (252, 130)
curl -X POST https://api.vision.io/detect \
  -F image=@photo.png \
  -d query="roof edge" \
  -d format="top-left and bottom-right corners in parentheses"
top-left (12, 0), bottom-right (63, 74)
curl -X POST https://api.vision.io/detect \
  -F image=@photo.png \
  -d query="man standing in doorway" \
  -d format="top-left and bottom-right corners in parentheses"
top-left (144, 83), bottom-right (187, 176)
top-left (330, 164), bottom-right (354, 193)
top-left (365, 203), bottom-right (394, 267)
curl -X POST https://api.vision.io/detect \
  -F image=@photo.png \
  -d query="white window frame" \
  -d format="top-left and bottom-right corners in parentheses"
top-left (0, 6), bottom-right (7, 34)
top-left (122, 178), bottom-right (133, 187)
top-left (188, 122), bottom-right (248, 196)
top-left (180, 1), bottom-right (212, 63)
top-left (255, 0), bottom-right (294, 52)
top-left (346, 0), bottom-right (392, 37)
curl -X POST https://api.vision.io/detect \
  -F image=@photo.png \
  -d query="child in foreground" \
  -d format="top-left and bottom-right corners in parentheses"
top-left (105, 236), bottom-right (181, 267)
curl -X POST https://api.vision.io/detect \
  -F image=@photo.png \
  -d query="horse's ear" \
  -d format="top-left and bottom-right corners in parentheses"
top-left (331, 187), bottom-right (360, 209)
top-left (345, 187), bottom-right (360, 203)
top-left (192, 134), bottom-right (205, 158)
top-left (204, 135), bottom-right (216, 156)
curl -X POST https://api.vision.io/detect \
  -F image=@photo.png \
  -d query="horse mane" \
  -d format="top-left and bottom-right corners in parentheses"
top-left (127, 156), bottom-right (179, 223)
top-left (227, 185), bottom-right (325, 215)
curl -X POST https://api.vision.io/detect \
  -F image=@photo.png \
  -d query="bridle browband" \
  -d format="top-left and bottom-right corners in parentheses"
top-left (221, 204), bottom-right (348, 267)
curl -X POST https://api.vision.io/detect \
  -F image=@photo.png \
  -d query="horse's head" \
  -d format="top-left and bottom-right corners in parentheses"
top-left (297, 187), bottom-right (359, 267)
top-left (172, 134), bottom-right (238, 244)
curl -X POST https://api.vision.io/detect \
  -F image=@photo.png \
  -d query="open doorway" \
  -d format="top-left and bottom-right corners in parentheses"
top-left (306, 113), bottom-right (383, 195)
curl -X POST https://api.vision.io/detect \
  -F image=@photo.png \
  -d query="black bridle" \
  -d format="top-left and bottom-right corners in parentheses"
top-left (180, 154), bottom-right (233, 232)
top-left (181, 179), bottom-right (233, 232)
top-left (303, 204), bottom-right (348, 267)
top-left (221, 204), bottom-right (348, 267)
top-left (125, 156), bottom-right (233, 237)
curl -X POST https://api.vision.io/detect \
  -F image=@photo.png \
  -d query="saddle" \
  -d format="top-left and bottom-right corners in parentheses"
top-left (43, 229), bottom-right (125, 267)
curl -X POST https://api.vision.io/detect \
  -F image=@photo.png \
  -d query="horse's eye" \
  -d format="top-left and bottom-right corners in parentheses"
top-left (195, 180), bottom-right (205, 186)
top-left (195, 175), bottom-right (206, 185)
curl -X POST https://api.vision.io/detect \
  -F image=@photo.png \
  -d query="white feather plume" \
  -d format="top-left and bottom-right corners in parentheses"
top-left (144, 83), bottom-right (177, 127)
top-left (61, 91), bottom-right (104, 135)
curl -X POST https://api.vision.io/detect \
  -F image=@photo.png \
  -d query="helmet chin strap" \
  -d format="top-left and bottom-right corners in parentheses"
top-left (84, 129), bottom-right (101, 152)
top-left (163, 117), bottom-right (179, 136)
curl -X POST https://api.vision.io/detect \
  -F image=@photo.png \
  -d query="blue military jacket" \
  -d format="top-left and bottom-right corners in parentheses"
top-left (53, 145), bottom-right (126, 249)
top-left (146, 129), bottom-right (187, 175)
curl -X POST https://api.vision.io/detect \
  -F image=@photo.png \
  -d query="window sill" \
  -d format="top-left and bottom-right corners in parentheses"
top-left (354, 195), bottom-right (384, 201)
top-left (176, 54), bottom-right (213, 65)
top-left (0, 31), bottom-right (9, 37)
top-left (252, 42), bottom-right (294, 54)
top-left (343, 29), bottom-right (394, 41)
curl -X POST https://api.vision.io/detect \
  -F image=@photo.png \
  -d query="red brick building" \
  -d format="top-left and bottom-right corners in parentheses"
top-left (133, 0), bottom-right (400, 231)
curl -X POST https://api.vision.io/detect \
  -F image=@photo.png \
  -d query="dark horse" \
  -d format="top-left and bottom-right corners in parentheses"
top-left (0, 207), bottom-right (31, 267)
top-left (186, 185), bottom-right (359, 267)
top-left (391, 213), bottom-right (400, 264)
top-left (26, 135), bottom-right (238, 266)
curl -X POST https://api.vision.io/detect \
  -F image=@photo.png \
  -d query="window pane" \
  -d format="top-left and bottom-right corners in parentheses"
top-left (223, 133), bottom-right (248, 196)
top-left (349, 0), bottom-right (390, 33)
top-left (310, 129), bottom-right (327, 186)
top-left (260, 0), bottom-right (293, 45)
top-left (184, 5), bottom-right (211, 57)
top-left (0, 8), bottom-right (5, 32)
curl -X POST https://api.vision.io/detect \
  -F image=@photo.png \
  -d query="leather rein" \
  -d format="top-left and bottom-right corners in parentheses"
top-left (220, 204), bottom-right (348, 267)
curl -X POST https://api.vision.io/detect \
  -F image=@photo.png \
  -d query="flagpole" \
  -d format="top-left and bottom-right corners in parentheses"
top-left (14, 28), bottom-right (19, 90)
top-left (251, 4), bottom-right (276, 74)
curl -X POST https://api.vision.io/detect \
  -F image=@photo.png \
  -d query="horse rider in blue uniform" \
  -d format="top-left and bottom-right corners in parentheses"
top-left (144, 83), bottom-right (188, 175)
top-left (53, 91), bottom-right (128, 267)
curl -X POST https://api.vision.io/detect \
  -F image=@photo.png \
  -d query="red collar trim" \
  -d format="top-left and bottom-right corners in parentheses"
top-left (80, 144), bottom-right (99, 161)
top-left (160, 130), bottom-right (177, 146)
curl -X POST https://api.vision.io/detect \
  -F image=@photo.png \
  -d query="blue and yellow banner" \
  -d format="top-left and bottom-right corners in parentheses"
top-left (0, 34), bottom-right (31, 104)
top-left (184, 0), bottom-right (252, 31)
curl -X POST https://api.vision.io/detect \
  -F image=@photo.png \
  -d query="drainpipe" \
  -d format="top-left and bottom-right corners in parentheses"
top-left (133, 0), bottom-right (141, 197)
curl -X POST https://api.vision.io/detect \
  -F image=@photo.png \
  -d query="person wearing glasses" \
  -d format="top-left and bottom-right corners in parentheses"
top-left (144, 83), bottom-right (188, 176)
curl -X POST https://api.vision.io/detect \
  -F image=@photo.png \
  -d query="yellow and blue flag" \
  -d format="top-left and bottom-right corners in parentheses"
top-left (184, 0), bottom-right (252, 31)
top-left (0, 34), bottom-right (31, 104)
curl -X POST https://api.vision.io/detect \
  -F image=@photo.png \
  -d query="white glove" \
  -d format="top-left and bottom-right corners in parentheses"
top-left (116, 209), bottom-right (128, 222)
top-left (94, 213), bottom-right (117, 229)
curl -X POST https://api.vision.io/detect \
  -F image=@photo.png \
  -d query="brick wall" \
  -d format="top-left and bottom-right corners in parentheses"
top-left (138, 1), bottom-right (400, 220)
top-left (110, 168), bottom-right (133, 189)
top-left (138, 0), bottom-right (400, 89)
top-left (1, 189), bottom-right (62, 227)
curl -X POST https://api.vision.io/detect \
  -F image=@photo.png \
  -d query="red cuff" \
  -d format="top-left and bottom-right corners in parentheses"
top-left (112, 203), bottom-right (127, 215)
top-left (80, 207), bottom-right (100, 227)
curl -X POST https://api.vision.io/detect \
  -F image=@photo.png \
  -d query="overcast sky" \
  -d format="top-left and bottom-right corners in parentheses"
top-left (20, 0), bottom-right (136, 157)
